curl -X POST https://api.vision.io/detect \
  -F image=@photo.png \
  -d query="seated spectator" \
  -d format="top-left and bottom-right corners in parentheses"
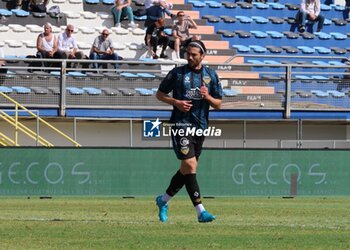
top-left (0, 47), bottom-right (7, 75)
top-left (28, 0), bottom-right (49, 12)
top-left (172, 11), bottom-right (200, 59)
top-left (295, 0), bottom-right (324, 33)
top-left (36, 22), bottom-right (57, 67)
top-left (145, 18), bottom-right (170, 59)
top-left (89, 29), bottom-right (123, 70)
top-left (55, 24), bottom-right (84, 67)
top-left (144, 0), bottom-right (174, 27)
top-left (345, 0), bottom-right (349, 19)
top-left (111, 0), bottom-right (137, 28)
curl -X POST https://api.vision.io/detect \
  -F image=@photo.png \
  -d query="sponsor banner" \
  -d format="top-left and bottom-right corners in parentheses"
top-left (0, 148), bottom-right (349, 196)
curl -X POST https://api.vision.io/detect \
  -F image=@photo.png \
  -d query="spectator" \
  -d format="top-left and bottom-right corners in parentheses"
top-left (28, 0), bottom-right (49, 12)
top-left (111, 0), bottom-right (138, 28)
top-left (36, 22), bottom-right (57, 67)
top-left (295, 0), bottom-right (324, 33)
top-left (55, 24), bottom-right (84, 67)
top-left (145, 18), bottom-right (170, 59)
top-left (0, 48), bottom-right (7, 80)
top-left (345, 0), bottom-right (349, 19)
top-left (172, 11), bottom-right (200, 59)
top-left (89, 29), bottom-right (123, 70)
top-left (144, 0), bottom-right (174, 27)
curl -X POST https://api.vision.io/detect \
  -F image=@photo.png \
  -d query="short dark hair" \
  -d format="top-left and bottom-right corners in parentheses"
top-left (177, 11), bottom-right (184, 17)
top-left (187, 40), bottom-right (207, 54)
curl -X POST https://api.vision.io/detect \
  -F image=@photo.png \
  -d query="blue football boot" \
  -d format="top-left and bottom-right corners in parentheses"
top-left (156, 195), bottom-right (168, 222)
top-left (198, 211), bottom-right (216, 223)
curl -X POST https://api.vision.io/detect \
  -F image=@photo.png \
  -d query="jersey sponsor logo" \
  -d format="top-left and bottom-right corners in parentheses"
top-left (180, 137), bottom-right (189, 146)
top-left (185, 87), bottom-right (202, 100)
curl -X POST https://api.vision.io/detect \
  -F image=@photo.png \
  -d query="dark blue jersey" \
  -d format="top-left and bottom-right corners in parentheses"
top-left (158, 65), bottom-right (223, 130)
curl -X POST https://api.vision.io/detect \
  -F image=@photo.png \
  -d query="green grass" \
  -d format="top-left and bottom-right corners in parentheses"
top-left (0, 197), bottom-right (350, 249)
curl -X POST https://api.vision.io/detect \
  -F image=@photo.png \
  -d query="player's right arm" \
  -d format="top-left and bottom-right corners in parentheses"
top-left (156, 91), bottom-right (192, 112)
top-left (156, 67), bottom-right (192, 112)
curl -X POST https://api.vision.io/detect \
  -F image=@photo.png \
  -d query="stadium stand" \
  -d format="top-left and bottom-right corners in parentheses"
top-left (0, 0), bottom-right (349, 123)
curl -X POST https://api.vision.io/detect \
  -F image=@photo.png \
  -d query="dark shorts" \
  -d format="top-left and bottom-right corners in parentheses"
top-left (171, 132), bottom-right (205, 160)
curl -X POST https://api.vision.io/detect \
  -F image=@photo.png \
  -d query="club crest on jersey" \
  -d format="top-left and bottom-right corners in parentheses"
top-left (184, 75), bottom-right (190, 83)
top-left (180, 146), bottom-right (189, 155)
top-left (203, 76), bottom-right (211, 86)
top-left (185, 87), bottom-right (202, 100)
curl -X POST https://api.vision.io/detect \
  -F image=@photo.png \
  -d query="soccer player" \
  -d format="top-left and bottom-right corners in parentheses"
top-left (155, 40), bottom-right (223, 223)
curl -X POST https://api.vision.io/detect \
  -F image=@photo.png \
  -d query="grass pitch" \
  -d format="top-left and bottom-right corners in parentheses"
top-left (0, 197), bottom-right (349, 249)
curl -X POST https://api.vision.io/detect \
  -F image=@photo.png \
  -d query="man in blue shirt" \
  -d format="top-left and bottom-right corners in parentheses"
top-left (155, 40), bottom-right (223, 223)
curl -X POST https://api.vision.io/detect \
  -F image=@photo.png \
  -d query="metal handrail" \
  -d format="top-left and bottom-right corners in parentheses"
top-left (0, 92), bottom-right (81, 147)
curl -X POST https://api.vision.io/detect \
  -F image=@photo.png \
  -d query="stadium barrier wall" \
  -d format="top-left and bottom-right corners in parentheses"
top-left (0, 148), bottom-right (348, 196)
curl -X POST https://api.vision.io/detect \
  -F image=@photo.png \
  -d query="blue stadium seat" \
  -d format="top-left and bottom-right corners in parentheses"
top-left (135, 88), bottom-right (154, 96)
top-left (66, 87), bottom-right (85, 95)
top-left (0, 86), bottom-right (13, 94)
top-left (188, 0), bottom-right (206, 7)
top-left (297, 46), bottom-right (315, 54)
top-left (328, 61), bottom-right (347, 66)
top-left (267, 2), bottom-right (285, 10)
top-left (312, 60), bottom-right (330, 66)
top-left (266, 31), bottom-right (284, 38)
top-left (50, 71), bottom-right (61, 77)
top-left (247, 59), bottom-right (265, 65)
top-left (252, 2), bottom-right (269, 9)
top-left (85, 0), bottom-right (99, 3)
top-left (314, 32), bottom-right (332, 40)
top-left (67, 72), bottom-right (87, 78)
top-left (320, 4), bottom-right (332, 11)
top-left (83, 87), bottom-right (102, 95)
top-left (232, 45), bottom-right (250, 53)
top-left (313, 46), bottom-right (331, 54)
top-left (251, 16), bottom-right (269, 24)
top-left (311, 90), bottom-right (329, 97)
top-left (250, 30), bottom-right (268, 38)
top-left (205, 1), bottom-right (222, 8)
top-left (327, 90), bottom-right (345, 98)
top-left (102, 0), bottom-right (114, 4)
top-left (249, 45), bottom-right (267, 53)
top-left (134, 15), bottom-right (147, 20)
top-left (137, 73), bottom-right (156, 78)
top-left (121, 72), bottom-right (138, 78)
top-left (311, 75), bottom-right (329, 83)
top-left (329, 32), bottom-right (347, 40)
top-left (236, 16), bottom-right (253, 23)
top-left (12, 86), bottom-right (31, 94)
top-left (11, 9), bottom-right (30, 17)
top-left (223, 88), bottom-right (239, 96)
top-left (295, 75), bottom-right (312, 82)
top-left (0, 9), bottom-right (13, 17)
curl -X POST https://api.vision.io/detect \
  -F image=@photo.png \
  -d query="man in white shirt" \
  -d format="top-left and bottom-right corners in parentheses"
top-left (0, 47), bottom-right (7, 79)
top-left (55, 24), bottom-right (84, 60)
top-left (295, 0), bottom-right (324, 33)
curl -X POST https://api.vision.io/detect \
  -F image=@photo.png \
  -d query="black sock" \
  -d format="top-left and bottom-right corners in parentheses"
top-left (166, 170), bottom-right (185, 197)
top-left (184, 173), bottom-right (202, 206)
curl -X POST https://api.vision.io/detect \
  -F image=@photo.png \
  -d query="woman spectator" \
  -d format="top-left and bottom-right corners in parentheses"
top-left (111, 0), bottom-right (137, 28)
top-left (36, 22), bottom-right (57, 67)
